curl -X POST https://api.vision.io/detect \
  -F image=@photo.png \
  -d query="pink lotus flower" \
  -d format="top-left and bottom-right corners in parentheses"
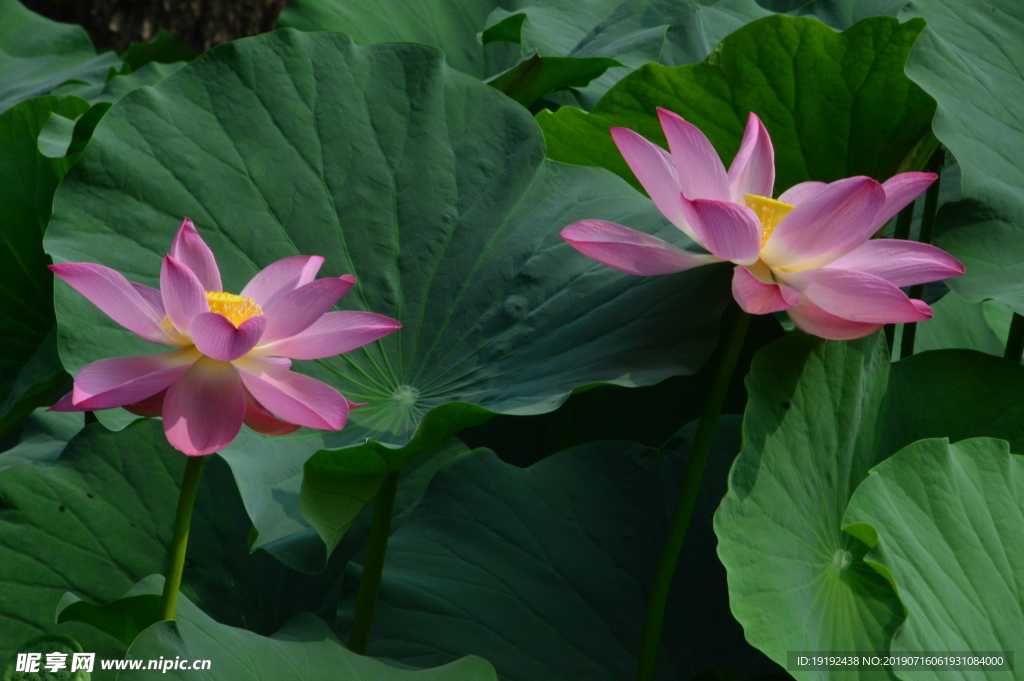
top-left (560, 109), bottom-right (965, 340)
top-left (49, 218), bottom-right (401, 455)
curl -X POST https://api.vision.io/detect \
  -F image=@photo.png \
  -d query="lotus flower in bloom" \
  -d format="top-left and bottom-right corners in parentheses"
top-left (49, 219), bottom-right (401, 455)
top-left (560, 109), bottom-right (965, 339)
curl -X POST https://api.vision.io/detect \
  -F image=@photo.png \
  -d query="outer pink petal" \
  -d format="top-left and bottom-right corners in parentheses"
top-left (777, 181), bottom-right (826, 206)
top-left (240, 255), bottom-right (327, 308)
top-left (727, 112), bottom-right (774, 201)
top-left (163, 356), bottom-right (246, 456)
top-left (260, 277), bottom-right (358, 344)
top-left (872, 172), bottom-right (937, 232)
top-left (680, 198), bottom-right (762, 265)
top-left (760, 176), bottom-right (886, 269)
top-left (130, 283), bottom-right (165, 316)
top-left (252, 311), bottom-right (401, 360)
top-left (160, 255), bottom-right (209, 335)
top-left (780, 268), bottom-right (932, 324)
top-left (732, 266), bottom-right (798, 314)
top-left (170, 218), bottom-right (222, 292)
top-left (123, 388), bottom-right (166, 418)
top-left (560, 220), bottom-right (718, 276)
top-left (49, 263), bottom-right (170, 344)
top-left (610, 127), bottom-right (688, 230)
top-left (233, 356), bottom-right (350, 430)
top-left (825, 239), bottom-right (965, 287)
top-left (191, 312), bottom-right (267, 361)
top-left (785, 296), bottom-right (884, 340)
top-left (69, 347), bottom-right (201, 410)
top-left (243, 387), bottom-right (302, 436)
top-left (48, 391), bottom-right (88, 412)
top-left (657, 108), bottom-right (730, 201)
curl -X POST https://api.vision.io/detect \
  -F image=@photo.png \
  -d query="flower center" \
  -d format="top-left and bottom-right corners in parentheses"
top-left (744, 194), bottom-right (795, 247)
top-left (205, 291), bottom-right (263, 326)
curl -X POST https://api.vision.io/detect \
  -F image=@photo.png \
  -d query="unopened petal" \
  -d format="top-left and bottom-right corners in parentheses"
top-left (560, 220), bottom-right (718, 276)
top-left (160, 255), bottom-right (209, 335)
top-left (233, 356), bottom-right (351, 431)
top-left (163, 356), bottom-right (246, 456)
top-left (732, 265), bottom-right (798, 314)
top-left (780, 267), bottom-right (932, 324)
top-left (240, 255), bottom-right (327, 308)
top-left (191, 312), bottom-right (267, 361)
top-left (657, 108), bottom-right (730, 201)
top-left (610, 127), bottom-right (688, 231)
top-left (825, 239), bottom-right (965, 288)
top-left (785, 296), bottom-right (884, 341)
top-left (170, 218), bottom-right (222, 292)
top-left (728, 112), bottom-right (774, 202)
top-left (680, 198), bottom-right (762, 265)
top-left (260, 277), bottom-right (358, 344)
top-left (70, 347), bottom-right (201, 410)
top-left (253, 311), bottom-right (401, 360)
top-left (49, 263), bottom-right (171, 344)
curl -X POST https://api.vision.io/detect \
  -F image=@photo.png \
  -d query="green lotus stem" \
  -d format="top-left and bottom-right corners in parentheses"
top-left (900, 166), bottom-right (942, 359)
top-left (348, 470), bottom-right (400, 654)
top-left (159, 455), bottom-right (205, 621)
top-left (636, 308), bottom-right (751, 681)
top-left (885, 203), bottom-right (917, 352)
top-left (1005, 314), bottom-right (1024, 362)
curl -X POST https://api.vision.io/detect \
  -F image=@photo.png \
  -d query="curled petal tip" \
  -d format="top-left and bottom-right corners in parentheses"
top-left (341, 274), bottom-right (357, 285)
top-left (910, 299), bottom-right (933, 318)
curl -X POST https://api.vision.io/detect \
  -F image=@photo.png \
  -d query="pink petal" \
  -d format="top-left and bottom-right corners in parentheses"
top-left (260, 277), bottom-right (358, 344)
top-left (233, 356), bottom-right (351, 430)
top-left (727, 112), bottom-right (774, 202)
top-left (123, 389), bottom-right (166, 418)
top-left (777, 181), bottom-right (826, 206)
top-left (191, 312), bottom-right (267, 361)
top-left (253, 311), bottom-right (401, 360)
top-left (657, 108), bottom-right (730, 201)
top-left (48, 391), bottom-right (88, 412)
top-left (610, 127), bottom-right (688, 230)
top-left (240, 255), bottom-right (327, 308)
top-left (872, 172), bottom-right (937, 232)
top-left (680, 198), bottom-right (762, 265)
top-left (732, 265), bottom-right (798, 314)
top-left (243, 387), bottom-right (301, 436)
top-left (131, 283), bottom-right (165, 317)
top-left (49, 263), bottom-right (171, 344)
top-left (160, 255), bottom-right (209, 335)
top-left (760, 176), bottom-right (886, 269)
top-left (163, 356), bottom-right (246, 456)
top-left (560, 220), bottom-right (718, 276)
top-left (825, 239), bottom-right (965, 287)
top-left (69, 347), bottom-right (201, 410)
top-left (779, 267), bottom-right (933, 324)
top-left (785, 296), bottom-right (884, 341)
top-left (170, 218), bottom-right (222, 292)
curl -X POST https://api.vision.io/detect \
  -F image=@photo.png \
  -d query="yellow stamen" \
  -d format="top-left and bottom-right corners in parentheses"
top-left (204, 291), bottom-right (263, 326)
top-left (744, 194), bottom-right (795, 247)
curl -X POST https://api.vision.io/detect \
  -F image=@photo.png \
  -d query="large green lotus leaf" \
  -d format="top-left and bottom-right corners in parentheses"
top-left (538, 15), bottom-right (937, 195)
top-left (0, 0), bottom-right (120, 113)
top-left (844, 438), bottom-right (1024, 677)
top-left (114, 576), bottom-right (496, 681)
top-left (0, 408), bottom-right (81, 473)
top-left (44, 30), bottom-right (732, 560)
top-left (754, 0), bottom-right (905, 29)
top-left (0, 418), bottom-right (365, 671)
top-left (336, 418), bottom-right (778, 681)
top-left (901, 0), bottom-right (1024, 313)
top-left (715, 335), bottom-right (1024, 678)
top-left (910, 291), bottom-right (1009, 358)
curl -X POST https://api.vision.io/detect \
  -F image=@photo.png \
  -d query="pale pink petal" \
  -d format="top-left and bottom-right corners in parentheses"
top-left (785, 296), bottom-right (883, 341)
top-left (777, 181), bottom-right (826, 206)
top-left (243, 387), bottom-right (301, 436)
top-left (760, 176), bottom-right (885, 269)
top-left (260, 277), bottom-right (358, 344)
top-left (130, 283), bottom-right (165, 317)
top-left (657, 108), bottom-right (730, 201)
top-left (727, 112), bottom-right (774, 202)
top-left (240, 256), bottom-right (327, 308)
top-left (170, 218), bottom-right (222, 292)
top-left (825, 239), bottom-right (965, 287)
top-left (233, 356), bottom-right (350, 430)
top-left (163, 356), bottom-right (246, 456)
top-left (780, 268), bottom-right (932, 324)
top-left (252, 311), bottom-right (401, 360)
top-left (69, 347), bottom-right (201, 410)
top-left (160, 255), bottom-right (209, 335)
top-left (610, 127), bottom-right (688, 230)
top-left (49, 263), bottom-right (170, 344)
top-left (872, 172), bottom-right (937, 232)
top-left (680, 198), bottom-right (762, 265)
top-left (191, 312), bottom-right (267, 361)
top-left (560, 220), bottom-right (718, 276)
top-left (732, 265), bottom-right (798, 314)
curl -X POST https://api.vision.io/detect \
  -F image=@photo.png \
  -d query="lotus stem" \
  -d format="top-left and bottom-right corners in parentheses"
top-left (636, 307), bottom-right (751, 681)
top-left (347, 470), bottom-right (400, 654)
top-left (159, 455), bottom-right (205, 621)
